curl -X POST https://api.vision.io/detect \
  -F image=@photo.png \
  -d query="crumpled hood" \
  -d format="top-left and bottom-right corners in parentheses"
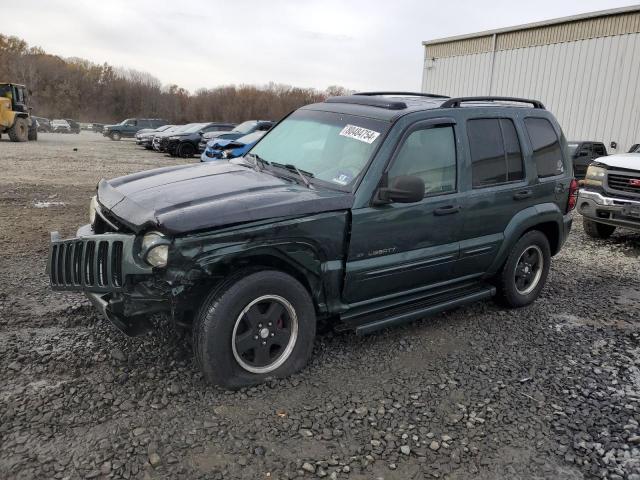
top-left (211, 138), bottom-right (244, 149)
top-left (97, 161), bottom-right (353, 234)
top-left (599, 154), bottom-right (640, 171)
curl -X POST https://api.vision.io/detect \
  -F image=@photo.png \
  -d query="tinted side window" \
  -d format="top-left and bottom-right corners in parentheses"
top-left (593, 144), bottom-right (606, 157)
top-left (502, 119), bottom-right (525, 182)
top-left (388, 126), bottom-right (456, 196)
top-left (524, 118), bottom-right (564, 178)
top-left (468, 118), bottom-right (524, 188)
top-left (578, 143), bottom-right (592, 157)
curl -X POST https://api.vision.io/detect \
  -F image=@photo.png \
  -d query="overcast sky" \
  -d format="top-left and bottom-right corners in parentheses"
top-left (6, 0), bottom-right (638, 92)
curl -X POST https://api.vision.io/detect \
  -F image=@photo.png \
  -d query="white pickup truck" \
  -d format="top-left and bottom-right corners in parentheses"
top-left (577, 153), bottom-right (640, 238)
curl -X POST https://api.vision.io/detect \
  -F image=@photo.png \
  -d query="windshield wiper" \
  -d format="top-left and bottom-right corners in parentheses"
top-left (246, 153), bottom-right (269, 172)
top-left (270, 162), bottom-right (315, 189)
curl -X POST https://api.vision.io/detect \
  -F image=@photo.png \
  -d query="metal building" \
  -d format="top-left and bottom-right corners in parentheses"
top-left (421, 6), bottom-right (640, 153)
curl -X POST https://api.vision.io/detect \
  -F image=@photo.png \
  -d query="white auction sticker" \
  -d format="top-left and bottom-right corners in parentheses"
top-left (339, 124), bottom-right (380, 144)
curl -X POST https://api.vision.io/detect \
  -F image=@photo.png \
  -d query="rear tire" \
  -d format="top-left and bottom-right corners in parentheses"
top-left (28, 126), bottom-right (38, 141)
top-left (583, 218), bottom-right (615, 239)
top-left (193, 269), bottom-right (316, 389)
top-left (8, 117), bottom-right (28, 142)
top-left (497, 230), bottom-right (551, 308)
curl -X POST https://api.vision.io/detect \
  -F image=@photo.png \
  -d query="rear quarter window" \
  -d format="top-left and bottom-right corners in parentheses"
top-left (524, 117), bottom-right (564, 178)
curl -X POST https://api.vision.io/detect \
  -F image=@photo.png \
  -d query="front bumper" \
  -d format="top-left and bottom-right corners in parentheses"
top-left (47, 228), bottom-right (164, 335)
top-left (577, 189), bottom-right (640, 231)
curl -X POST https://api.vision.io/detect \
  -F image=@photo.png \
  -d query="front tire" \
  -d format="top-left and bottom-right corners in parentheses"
top-left (583, 218), bottom-right (616, 239)
top-left (8, 117), bottom-right (29, 142)
top-left (193, 270), bottom-right (316, 389)
top-left (497, 230), bottom-right (551, 308)
top-left (110, 132), bottom-right (121, 141)
top-left (28, 126), bottom-right (38, 141)
top-left (177, 143), bottom-right (196, 158)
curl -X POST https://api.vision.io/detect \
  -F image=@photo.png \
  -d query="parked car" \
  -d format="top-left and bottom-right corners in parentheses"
top-left (136, 125), bottom-right (175, 149)
top-left (200, 131), bottom-right (267, 162)
top-left (50, 119), bottom-right (71, 133)
top-left (166, 122), bottom-right (237, 158)
top-left (152, 124), bottom-right (201, 152)
top-left (198, 120), bottom-right (272, 153)
top-left (80, 123), bottom-right (93, 131)
top-left (92, 123), bottom-right (105, 133)
top-left (568, 141), bottom-right (607, 179)
top-left (32, 116), bottom-right (51, 133)
top-left (103, 118), bottom-right (169, 141)
top-left (65, 119), bottom-right (81, 134)
top-left (577, 153), bottom-right (640, 238)
top-left (47, 93), bottom-right (575, 388)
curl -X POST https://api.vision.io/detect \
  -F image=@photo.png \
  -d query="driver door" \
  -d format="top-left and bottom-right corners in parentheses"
top-left (343, 120), bottom-right (463, 304)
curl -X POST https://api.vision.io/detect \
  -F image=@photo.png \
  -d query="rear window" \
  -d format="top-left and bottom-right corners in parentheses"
top-left (467, 118), bottom-right (525, 188)
top-left (524, 118), bottom-right (564, 178)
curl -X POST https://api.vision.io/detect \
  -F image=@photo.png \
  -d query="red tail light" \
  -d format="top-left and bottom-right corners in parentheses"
top-left (567, 178), bottom-right (579, 212)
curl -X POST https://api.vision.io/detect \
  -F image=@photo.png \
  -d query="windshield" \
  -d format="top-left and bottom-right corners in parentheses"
top-left (567, 143), bottom-right (579, 156)
top-left (232, 121), bottom-right (257, 134)
top-left (181, 123), bottom-right (207, 134)
top-left (236, 131), bottom-right (265, 145)
top-left (249, 110), bottom-right (388, 188)
top-left (120, 118), bottom-right (134, 125)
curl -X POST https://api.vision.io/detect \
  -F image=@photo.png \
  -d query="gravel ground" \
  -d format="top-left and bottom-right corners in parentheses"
top-left (1, 132), bottom-right (640, 480)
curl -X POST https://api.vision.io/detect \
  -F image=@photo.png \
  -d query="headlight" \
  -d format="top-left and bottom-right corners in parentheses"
top-left (141, 232), bottom-right (169, 267)
top-left (168, 136), bottom-right (180, 141)
top-left (222, 150), bottom-right (230, 159)
top-left (89, 196), bottom-right (98, 226)
top-left (584, 165), bottom-right (606, 187)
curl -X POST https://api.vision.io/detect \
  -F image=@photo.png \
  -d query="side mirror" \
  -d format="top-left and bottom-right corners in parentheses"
top-left (375, 175), bottom-right (425, 204)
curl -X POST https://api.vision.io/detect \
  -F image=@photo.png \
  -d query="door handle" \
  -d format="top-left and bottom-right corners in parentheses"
top-left (434, 205), bottom-right (461, 216)
top-left (513, 190), bottom-right (533, 200)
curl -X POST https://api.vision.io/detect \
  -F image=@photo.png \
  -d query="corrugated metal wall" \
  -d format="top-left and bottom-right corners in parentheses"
top-left (422, 12), bottom-right (640, 152)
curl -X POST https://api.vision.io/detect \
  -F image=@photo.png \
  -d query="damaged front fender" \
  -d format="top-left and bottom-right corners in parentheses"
top-left (168, 212), bottom-right (350, 316)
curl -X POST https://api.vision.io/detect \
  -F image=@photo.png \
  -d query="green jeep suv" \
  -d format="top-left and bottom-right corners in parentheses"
top-left (48, 93), bottom-right (576, 388)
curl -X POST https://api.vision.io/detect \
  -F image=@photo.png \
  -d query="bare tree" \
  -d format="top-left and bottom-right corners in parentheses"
top-left (0, 34), bottom-right (346, 124)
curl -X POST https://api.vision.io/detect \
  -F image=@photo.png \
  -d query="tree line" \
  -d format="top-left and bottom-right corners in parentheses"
top-left (0, 34), bottom-right (350, 123)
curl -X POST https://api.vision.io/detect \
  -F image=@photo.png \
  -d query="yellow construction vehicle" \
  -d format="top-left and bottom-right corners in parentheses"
top-left (0, 83), bottom-right (37, 142)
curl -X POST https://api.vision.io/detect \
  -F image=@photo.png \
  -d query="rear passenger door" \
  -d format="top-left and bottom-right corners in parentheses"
top-left (456, 116), bottom-right (532, 277)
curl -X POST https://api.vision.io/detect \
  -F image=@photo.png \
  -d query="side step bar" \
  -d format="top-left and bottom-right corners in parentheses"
top-left (354, 284), bottom-right (496, 336)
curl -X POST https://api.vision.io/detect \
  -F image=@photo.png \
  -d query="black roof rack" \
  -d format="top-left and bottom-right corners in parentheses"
top-left (355, 91), bottom-right (450, 99)
top-left (440, 96), bottom-right (545, 109)
top-left (325, 95), bottom-right (408, 110)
